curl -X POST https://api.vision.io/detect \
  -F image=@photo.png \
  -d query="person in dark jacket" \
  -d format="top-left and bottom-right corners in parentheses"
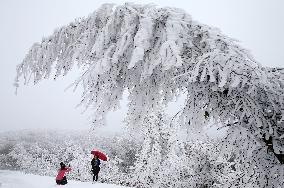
top-left (91, 155), bottom-right (101, 182)
top-left (56, 162), bottom-right (71, 185)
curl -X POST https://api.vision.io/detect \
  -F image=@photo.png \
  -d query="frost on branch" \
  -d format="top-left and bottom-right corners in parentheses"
top-left (15, 3), bottom-right (284, 163)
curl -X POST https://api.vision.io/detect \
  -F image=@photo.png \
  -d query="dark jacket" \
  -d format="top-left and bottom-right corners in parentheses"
top-left (91, 158), bottom-right (101, 170)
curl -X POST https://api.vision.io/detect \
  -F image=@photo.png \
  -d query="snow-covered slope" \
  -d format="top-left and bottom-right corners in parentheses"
top-left (0, 170), bottom-right (130, 188)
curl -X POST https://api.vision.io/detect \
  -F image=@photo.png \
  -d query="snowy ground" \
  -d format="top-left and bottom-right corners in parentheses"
top-left (0, 170), bottom-right (129, 188)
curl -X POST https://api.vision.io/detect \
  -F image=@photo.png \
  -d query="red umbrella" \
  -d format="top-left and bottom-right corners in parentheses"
top-left (91, 149), bottom-right (107, 161)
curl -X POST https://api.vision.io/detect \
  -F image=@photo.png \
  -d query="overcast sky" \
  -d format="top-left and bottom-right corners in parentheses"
top-left (0, 0), bottom-right (283, 132)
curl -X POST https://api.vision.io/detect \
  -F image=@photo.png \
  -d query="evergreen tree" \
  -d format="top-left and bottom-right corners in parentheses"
top-left (14, 3), bottom-right (284, 187)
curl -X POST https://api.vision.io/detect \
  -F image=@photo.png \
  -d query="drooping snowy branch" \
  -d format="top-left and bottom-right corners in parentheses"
top-left (15, 3), bottom-right (284, 162)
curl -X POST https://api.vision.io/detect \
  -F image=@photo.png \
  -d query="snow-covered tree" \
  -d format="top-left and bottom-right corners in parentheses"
top-left (215, 126), bottom-right (284, 187)
top-left (14, 2), bottom-right (284, 187)
top-left (158, 120), bottom-right (191, 188)
top-left (130, 113), bottom-right (164, 187)
top-left (130, 110), bottom-right (219, 188)
top-left (15, 3), bottom-right (283, 159)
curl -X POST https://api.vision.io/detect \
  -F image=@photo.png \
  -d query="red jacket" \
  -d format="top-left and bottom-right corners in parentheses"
top-left (56, 168), bottom-right (71, 180)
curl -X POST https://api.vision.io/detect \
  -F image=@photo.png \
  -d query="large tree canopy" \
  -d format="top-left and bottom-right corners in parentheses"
top-left (15, 3), bottom-right (284, 162)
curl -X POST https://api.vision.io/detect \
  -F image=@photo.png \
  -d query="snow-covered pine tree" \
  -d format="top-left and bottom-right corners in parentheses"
top-left (101, 156), bottom-right (122, 184)
top-left (216, 126), bottom-right (284, 187)
top-left (14, 3), bottom-right (284, 186)
top-left (158, 118), bottom-right (190, 188)
top-left (65, 142), bottom-right (90, 181)
top-left (130, 112), bottom-right (164, 187)
top-left (8, 142), bottom-right (36, 173)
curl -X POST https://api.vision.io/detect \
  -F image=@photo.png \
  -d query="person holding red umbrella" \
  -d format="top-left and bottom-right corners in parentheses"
top-left (91, 149), bottom-right (107, 182)
top-left (91, 155), bottom-right (101, 182)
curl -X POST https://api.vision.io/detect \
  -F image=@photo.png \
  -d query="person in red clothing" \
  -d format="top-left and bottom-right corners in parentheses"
top-left (56, 162), bottom-right (71, 185)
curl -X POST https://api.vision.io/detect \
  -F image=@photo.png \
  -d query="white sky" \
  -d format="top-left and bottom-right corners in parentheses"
top-left (0, 0), bottom-right (283, 132)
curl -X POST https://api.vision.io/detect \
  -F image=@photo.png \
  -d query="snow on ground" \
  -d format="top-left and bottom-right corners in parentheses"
top-left (0, 170), bottom-right (129, 188)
